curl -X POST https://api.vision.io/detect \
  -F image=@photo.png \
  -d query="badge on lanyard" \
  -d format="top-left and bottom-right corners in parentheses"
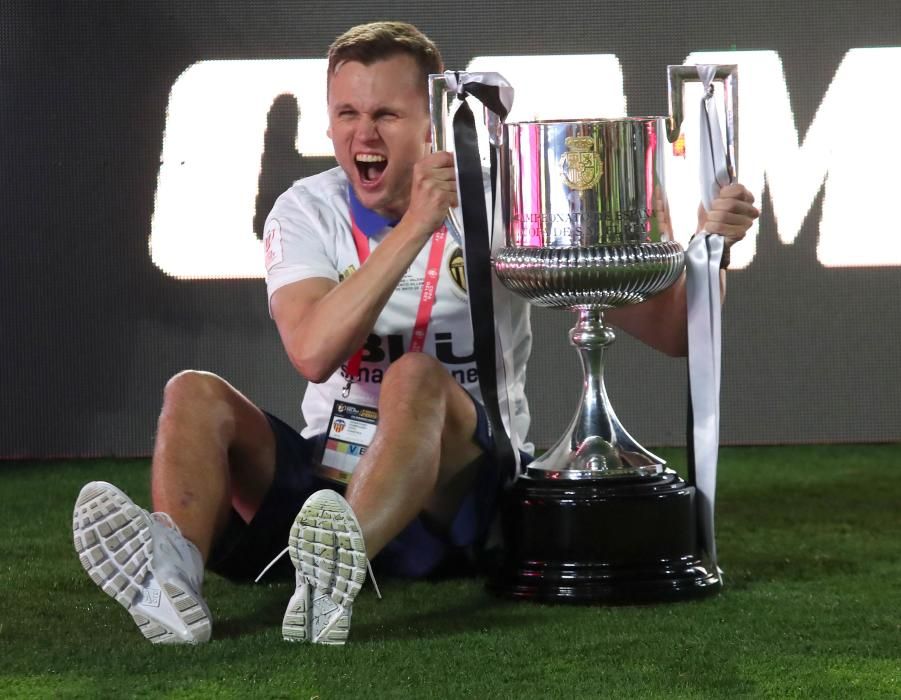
top-left (316, 400), bottom-right (379, 484)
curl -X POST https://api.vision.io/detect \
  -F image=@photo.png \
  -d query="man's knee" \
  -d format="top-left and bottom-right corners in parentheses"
top-left (160, 370), bottom-right (238, 431)
top-left (164, 370), bottom-right (228, 404)
top-left (381, 353), bottom-right (449, 395)
top-left (380, 353), bottom-right (478, 451)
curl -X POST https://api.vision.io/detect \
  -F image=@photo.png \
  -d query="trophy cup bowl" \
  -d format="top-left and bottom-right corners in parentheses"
top-left (430, 67), bottom-right (736, 603)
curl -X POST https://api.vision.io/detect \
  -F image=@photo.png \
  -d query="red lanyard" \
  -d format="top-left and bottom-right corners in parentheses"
top-left (343, 217), bottom-right (448, 392)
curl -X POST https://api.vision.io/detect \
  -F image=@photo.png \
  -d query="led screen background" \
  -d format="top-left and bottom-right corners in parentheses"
top-left (2, 1), bottom-right (900, 458)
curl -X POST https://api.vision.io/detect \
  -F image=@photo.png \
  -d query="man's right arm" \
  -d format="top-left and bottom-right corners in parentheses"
top-left (271, 151), bottom-right (459, 383)
top-left (270, 224), bottom-right (432, 383)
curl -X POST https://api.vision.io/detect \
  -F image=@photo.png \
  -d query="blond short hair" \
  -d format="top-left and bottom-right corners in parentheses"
top-left (327, 22), bottom-right (444, 97)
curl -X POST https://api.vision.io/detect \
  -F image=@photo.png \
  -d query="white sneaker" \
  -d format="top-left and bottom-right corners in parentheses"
top-left (72, 481), bottom-right (211, 644)
top-left (282, 490), bottom-right (367, 645)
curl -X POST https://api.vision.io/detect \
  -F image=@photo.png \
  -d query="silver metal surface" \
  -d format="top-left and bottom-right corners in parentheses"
top-left (524, 308), bottom-right (666, 479)
top-left (501, 117), bottom-right (671, 248)
top-left (491, 112), bottom-right (687, 478)
top-left (428, 74), bottom-right (451, 154)
top-left (494, 241), bottom-right (684, 309)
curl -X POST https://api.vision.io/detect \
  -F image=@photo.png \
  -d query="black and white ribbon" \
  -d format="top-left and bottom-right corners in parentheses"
top-left (444, 71), bottom-right (521, 486)
top-left (697, 64), bottom-right (733, 210)
top-left (686, 64), bottom-right (734, 578)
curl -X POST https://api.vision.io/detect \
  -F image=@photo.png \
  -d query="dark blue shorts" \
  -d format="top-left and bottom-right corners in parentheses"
top-left (207, 396), bottom-right (530, 582)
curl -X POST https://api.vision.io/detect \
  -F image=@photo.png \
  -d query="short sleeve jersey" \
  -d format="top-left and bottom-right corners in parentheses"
top-left (263, 166), bottom-right (533, 452)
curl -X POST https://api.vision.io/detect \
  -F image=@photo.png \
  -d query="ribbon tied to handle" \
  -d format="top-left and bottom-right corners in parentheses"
top-left (686, 64), bottom-right (735, 579)
top-left (445, 71), bottom-right (520, 486)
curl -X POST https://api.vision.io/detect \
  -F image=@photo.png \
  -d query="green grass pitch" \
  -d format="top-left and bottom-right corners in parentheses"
top-left (1, 445), bottom-right (898, 698)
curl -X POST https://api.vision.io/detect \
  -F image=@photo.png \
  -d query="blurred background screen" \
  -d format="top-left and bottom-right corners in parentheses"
top-left (3, 1), bottom-right (900, 457)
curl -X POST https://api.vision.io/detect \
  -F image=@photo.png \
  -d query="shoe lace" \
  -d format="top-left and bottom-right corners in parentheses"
top-left (254, 547), bottom-right (382, 600)
top-left (254, 546), bottom-right (288, 583)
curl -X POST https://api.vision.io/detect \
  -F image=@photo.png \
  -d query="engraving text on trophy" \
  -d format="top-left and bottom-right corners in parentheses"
top-left (513, 210), bottom-right (651, 245)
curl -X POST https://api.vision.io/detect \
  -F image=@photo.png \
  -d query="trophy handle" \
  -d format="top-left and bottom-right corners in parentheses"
top-left (428, 73), bottom-right (465, 235)
top-left (666, 64), bottom-right (738, 181)
top-left (428, 73), bottom-right (451, 154)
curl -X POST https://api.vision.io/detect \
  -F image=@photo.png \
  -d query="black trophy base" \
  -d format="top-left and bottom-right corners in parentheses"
top-left (489, 469), bottom-right (721, 604)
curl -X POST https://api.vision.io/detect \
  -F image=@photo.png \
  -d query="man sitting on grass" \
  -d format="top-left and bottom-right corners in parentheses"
top-left (72, 21), bottom-right (759, 645)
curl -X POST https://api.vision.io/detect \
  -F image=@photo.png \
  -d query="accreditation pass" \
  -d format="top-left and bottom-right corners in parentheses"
top-left (317, 400), bottom-right (378, 484)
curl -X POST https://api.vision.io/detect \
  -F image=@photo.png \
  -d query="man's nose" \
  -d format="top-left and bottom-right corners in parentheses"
top-left (355, 118), bottom-right (379, 142)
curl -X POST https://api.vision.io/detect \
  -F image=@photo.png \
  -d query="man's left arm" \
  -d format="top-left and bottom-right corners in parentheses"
top-left (606, 183), bottom-right (759, 357)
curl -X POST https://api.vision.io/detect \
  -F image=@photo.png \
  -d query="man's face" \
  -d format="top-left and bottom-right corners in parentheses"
top-left (327, 53), bottom-right (431, 220)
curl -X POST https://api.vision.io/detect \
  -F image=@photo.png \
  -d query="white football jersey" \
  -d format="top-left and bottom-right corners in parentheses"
top-left (264, 166), bottom-right (533, 455)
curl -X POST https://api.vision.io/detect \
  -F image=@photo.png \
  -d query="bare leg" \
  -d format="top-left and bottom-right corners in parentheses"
top-left (345, 353), bottom-right (484, 558)
top-left (151, 370), bottom-right (278, 560)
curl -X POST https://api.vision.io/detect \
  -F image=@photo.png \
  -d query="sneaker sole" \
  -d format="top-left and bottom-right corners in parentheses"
top-left (281, 580), bottom-right (352, 645)
top-left (73, 482), bottom-right (211, 644)
top-left (281, 580), bottom-right (311, 643)
top-left (283, 490), bottom-right (366, 644)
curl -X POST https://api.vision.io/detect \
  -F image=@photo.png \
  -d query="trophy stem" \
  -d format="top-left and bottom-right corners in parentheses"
top-left (526, 307), bottom-right (665, 479)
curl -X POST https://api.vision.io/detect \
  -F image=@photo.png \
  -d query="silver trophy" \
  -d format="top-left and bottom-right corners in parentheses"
top-left (496, 115), bottom-right (683, 479)
top-left (431, 65), bottom-right (737, 480)
top-left (431, 66), bottom-right (737, 603)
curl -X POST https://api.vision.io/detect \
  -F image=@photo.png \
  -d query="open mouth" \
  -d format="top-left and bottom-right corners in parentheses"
top-left (355, 153), bottom-right (388, 184)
